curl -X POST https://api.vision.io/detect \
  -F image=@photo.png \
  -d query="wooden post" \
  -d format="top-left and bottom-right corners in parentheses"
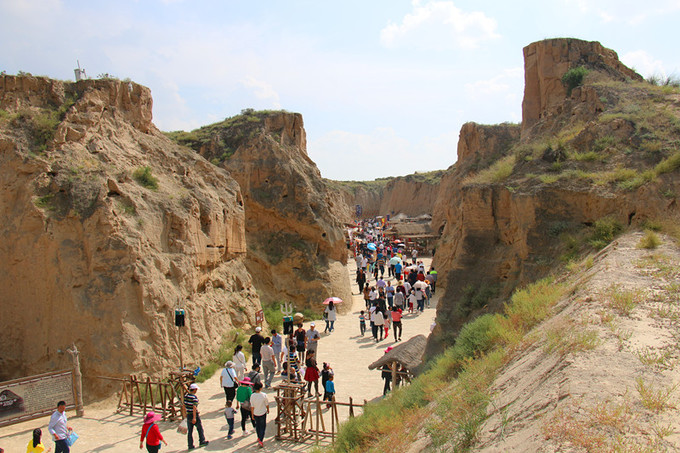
top-left (349, 397), bottom-right (354, 417)
top-left (67, 344), bottom-right (85, 416)
top-left (391, 362), bottom-right (397, 391)
top-left (315, 396), bottom-right (320, 444)
top-left (333, 401), bottom-right (340, 442)
top-left (129, 375), bottom-right (135, 416)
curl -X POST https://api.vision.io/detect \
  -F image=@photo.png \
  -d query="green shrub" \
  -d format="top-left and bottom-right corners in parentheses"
top-left (570, 151), bottom-right (600, 162)
top-left (133, 166), bottom-right (159, 190)
top-left (454, 314), bottom-right (496, 358)
top-left (638, 230), bottom-right (661, 249)
top-left (195, 330), bottom-right (248, 382)
top-left (466, 155), bottom-right (515, 184)
top-left (589, 217), bottom-right (623, 249)
top-left (654, 151), bottom-right (680, 176)
top-left (562, 66), bottom-right (589, 96)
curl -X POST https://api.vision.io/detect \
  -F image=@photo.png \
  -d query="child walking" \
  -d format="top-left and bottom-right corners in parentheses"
top-left (359, 310), bottom-right (366, 336)
top-left (224, 400), bottom-right (237, 439)
top-left (324, 375), bottom-right (335, 409)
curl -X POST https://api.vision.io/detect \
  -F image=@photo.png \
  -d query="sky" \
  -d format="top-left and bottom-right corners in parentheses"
top-left (1, 1), bottom-right (679, 181)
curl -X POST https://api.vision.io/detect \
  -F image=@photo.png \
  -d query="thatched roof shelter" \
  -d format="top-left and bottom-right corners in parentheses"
top-left (367, 334), bottom-right (427, 372)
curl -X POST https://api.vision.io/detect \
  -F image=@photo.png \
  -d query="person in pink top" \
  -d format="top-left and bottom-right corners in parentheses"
top-left (391, 306), bottom-right (403, 341)
top-left (139, 411), bottom-right (168, 452)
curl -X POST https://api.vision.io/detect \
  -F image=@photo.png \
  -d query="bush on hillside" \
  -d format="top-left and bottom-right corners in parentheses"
top-left (562, 66), bottom-right (589, 96)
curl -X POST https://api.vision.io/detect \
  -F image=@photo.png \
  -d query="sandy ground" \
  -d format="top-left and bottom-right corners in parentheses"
top-left (0, 258), bottom-right (437, 452)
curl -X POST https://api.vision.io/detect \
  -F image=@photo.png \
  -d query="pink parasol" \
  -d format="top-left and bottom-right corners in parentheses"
top-left (323, 297), bottom-right (343, 305)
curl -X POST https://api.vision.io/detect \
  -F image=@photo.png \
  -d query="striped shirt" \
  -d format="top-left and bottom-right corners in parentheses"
top-left (184, 392), bottom-right (198, 413)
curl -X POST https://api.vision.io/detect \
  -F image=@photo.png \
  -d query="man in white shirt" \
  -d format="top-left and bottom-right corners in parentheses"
top-left (306, 323), bottom-right (321, 360)
top-left (250, 382), bottom-right (270, 448)
top-left (260, 337), bottom-right (276, 388)
top-left (48, 400), bottom-right (71, 453)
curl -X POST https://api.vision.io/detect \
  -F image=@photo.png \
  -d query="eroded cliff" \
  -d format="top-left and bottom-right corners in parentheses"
top-left (169, 110), bottom-right (351, 311)
top-left (0, 76), bottom-right (261, 394)
top-left (429, 38), bottom-right (680, 352)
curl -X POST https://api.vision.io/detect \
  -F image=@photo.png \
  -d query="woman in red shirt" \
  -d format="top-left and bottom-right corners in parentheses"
top-left (140, 411), bottom-right (168, 452)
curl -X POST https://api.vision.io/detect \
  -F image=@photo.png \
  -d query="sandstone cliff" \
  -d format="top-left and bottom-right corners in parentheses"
top-left (0, 76), bottom-right (261, 394)
top-left (169, 110), bottom-right (351, 311)
top-left (429, 38), bottom-right (680, 353)
top-left (329, 170), bottom-right (444, 221)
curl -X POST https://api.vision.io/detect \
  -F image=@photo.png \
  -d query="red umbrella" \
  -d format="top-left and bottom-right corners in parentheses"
top-left (323, 297), bottom-right (343, 305)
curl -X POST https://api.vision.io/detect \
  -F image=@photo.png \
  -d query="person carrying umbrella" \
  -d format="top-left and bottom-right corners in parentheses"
top-left (324, 300), bottom-right (338, 333)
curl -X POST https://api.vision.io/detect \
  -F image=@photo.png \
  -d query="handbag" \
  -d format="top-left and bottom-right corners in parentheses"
top-left (66, 430), bottom-right (79, 446)
top-left (177, 418), bottom-right (188, 434)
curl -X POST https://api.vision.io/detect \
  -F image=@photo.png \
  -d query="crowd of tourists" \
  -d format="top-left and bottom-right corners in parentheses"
top-left (11, 218), bottom-right (437, 453)
top-left (351, 219), bottom-right (437, 343)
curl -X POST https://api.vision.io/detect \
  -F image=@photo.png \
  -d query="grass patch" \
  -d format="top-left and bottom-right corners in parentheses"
top-left (195, 330), bottom-right (248, 383)
top-left (133, 166), bottom-right (159, 190)
top-left (543, 319), bottom-right (600, 356)
top-left (635, 377), bottom-right (677, 413)
top-left (332, 277), bottom-right (566, 452)
top-left (588, 216), bottom-right (623, 249)
top-left (465, 155), bottom-right (515, 184)
top-left (637, 230), bottom-right (661, 249)
top-left (603, 284), bottom-right (644, 316)
top-left (654, 151), bottom-right (680, 176)
top-left (570, 151), bottom-right (600, 162)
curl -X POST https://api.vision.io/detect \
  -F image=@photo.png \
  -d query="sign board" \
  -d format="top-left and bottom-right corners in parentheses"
top-left (255, 309), bottom-right (264, 325)
top-left (355, 204), bottom-right (362, 217)
top-left (0, 370), bottom-right (76, 427)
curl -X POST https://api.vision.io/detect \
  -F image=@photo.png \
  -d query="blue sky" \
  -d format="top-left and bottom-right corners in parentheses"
top-left (1, 0), bottom-right (679, 180)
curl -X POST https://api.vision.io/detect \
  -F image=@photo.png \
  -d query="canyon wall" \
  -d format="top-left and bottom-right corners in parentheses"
top-left (429, 38), bottom-right (679, 353)
top-left (187, 111), bottom-right (352, 311)
top-left (330, 170), bottom-right (444, 221)
top-left (0, 76), bottom-right (261, 394)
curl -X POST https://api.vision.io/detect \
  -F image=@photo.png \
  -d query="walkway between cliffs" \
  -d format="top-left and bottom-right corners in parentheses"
top-left (0, 259), bottom-right (438, 453)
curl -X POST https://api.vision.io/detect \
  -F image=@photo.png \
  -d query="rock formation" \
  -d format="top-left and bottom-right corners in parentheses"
top-left (0, 76), bottom-right (261, 394)
top-left (522, 38), bottom-right (642, 136)
top-left (429, 38), bottom-right (680, 353)
top-left (329, 171), bottom-right (444, 221)
top-left (172, 110), bottom-right (351, 311)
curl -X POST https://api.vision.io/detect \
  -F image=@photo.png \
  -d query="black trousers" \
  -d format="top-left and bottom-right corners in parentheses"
top-left (393, 321), bottom-right (402, 340)
top-left (55, 439), bottom-right (70, 453)
top-left (187, 413), bottom-right (206, 448)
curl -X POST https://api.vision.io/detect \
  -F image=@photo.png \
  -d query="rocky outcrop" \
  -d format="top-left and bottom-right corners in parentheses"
top-left (428, 39), bottom-right (679, 355)
top-left (0, 76), bottom-right (261, 395)
top-left (330, 171), bottom-right (444, 221)
top-left (186, 111), bottom-right (351, 311)
top-left (522, 38), bottom-right (642, 136)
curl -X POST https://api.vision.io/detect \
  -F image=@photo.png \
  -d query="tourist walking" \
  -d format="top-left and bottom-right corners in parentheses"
top-left (381, 364), bottom-right (392, 396)
top-left (324, 301), bottom-right (337, 332)
top-left (26, 428), bottom-right (48, 453)
top-left (248, 327), bottom-right (265, 367)
top-left (247, 363), bottom-right (263, 386)
top-left (306, 322), bottom-right (321, 360)
top-left (374, 309), bottom-right (385, 341)
top-left (250, 383), bottom-right (270, 448)
top-left (304, 350), bottom-right (321, 397)
top-left (236, 377), bottom-right (255, 435)
top-left (260, 338), bottom-right (276, 388)
top-left (359, 310), bottom-right (366, 336)
top-left (48, 401), bottom-right (72, 453)
top-left (139, 411), bottom-right (167, 453)
top-left (233, 345), bottom-right (248, 380)
top-left (184, 384), bottom-right (208, 450)
top-left (221, 361), bottom-right (239, 403)
top-left (224, 400), bottom-right (237, 440)
top-left (391, 306), bottom-right (403, 341)
top-left (294, 324), bottom-right (307, 361)
top-left (356, 268), bottom-right (366, 293)
top-left (270, 329), bottom-right (283, 372)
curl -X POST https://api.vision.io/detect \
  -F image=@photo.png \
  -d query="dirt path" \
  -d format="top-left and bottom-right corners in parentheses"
top-left (0, 258), bottom-right (437, 452)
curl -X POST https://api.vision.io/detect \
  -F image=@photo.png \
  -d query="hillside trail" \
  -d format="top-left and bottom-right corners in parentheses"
top-left (0, 257), bottom-right (438, 452)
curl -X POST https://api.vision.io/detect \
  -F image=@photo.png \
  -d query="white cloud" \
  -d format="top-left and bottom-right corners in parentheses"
top-left (621, 50), bottom-right (669, 78)
top-left (380, 1), bottom-right (500, 50)
top-left (464, 67), bottom-right (522, 97)
top-left (564, 0), bottom-right (680, 24)
top-left (241, 76), bottom-right (282, 108)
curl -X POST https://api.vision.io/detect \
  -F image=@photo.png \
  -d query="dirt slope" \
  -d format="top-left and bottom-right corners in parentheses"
top-left (472, 231), bottom-right (680, 451)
